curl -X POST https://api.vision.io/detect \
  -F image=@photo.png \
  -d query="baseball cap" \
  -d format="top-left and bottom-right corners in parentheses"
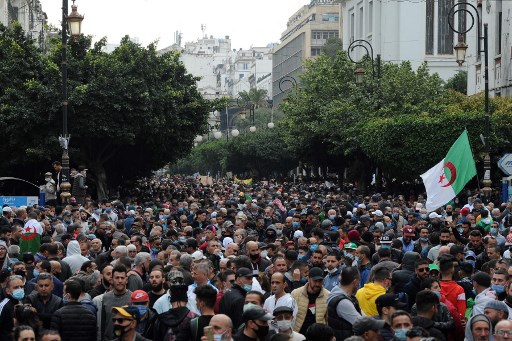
top-left (353, 316), bottom-right (385, 335)
top-left (112, 306), bottom-right (141, 323)
top-left (191, 250), bottom-right (205, 261)
top-left (403, 226), bottom-right (415, 236)
top-left (465, 250), bottom-right (477, 260)
top-left (242, 304), bottom-right (274, 322)
top-left (168, 270), bottom-right (184, 284)
top-left (236, 267), bottom-right (256, 278)
top-left (309, 267), bottom-right (324, 281)
top-left (2, 206), bottom-right (11, 213)
top-left (380, 235), bottom-right (392, 244)
top-left (130, 290), bottom-right (149, 303)
top-left (375, 294), bottom-right (408, 310)
top-left (204, 225), bottom-right (216, 232)
top-left (429, 212), bottom-right (442, 219)
top-left (428, 264), bottom-right (440, 272)
top-left (371, 210), bottom-right (383, 217)
top-left (344, 242), bottom-right (358, 250)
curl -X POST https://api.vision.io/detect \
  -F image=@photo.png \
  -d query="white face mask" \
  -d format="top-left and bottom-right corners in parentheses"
top-left (276, 320), bottom-right (293, 331)
top-left (261, 250), bottom-right (268, 258)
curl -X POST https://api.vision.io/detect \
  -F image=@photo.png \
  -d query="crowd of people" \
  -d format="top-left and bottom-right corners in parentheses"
top-left (1, 174), bottom-right (512, 341)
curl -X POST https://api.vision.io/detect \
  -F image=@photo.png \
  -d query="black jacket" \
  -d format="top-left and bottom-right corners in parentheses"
top-left (412, 316), bottom-right (446, 341)
top-left (25, 293), bottom-right (63, 329)
top-left (50, 301), bottom-right (97, 341)
top-left (218, 284), bottom-right (248, 329)
top-left (402, 275), bottom-right (422, 309)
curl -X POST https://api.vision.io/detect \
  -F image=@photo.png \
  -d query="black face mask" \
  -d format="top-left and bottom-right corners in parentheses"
top-left (14, 270), bottom-right (26, 278)
top-left (254, 324), bottom-right (269, 339)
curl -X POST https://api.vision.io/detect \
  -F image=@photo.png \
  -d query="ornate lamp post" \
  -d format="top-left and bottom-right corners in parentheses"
top-left (448, 2), bottom-right (491, 198)
top-left (59, 0), bottom-right (83, 204)
top-left (347, 39), bottom-right (381, 85)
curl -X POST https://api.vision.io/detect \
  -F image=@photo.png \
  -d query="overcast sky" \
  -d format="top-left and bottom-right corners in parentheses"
top-left (39, 0), bottom-right (309, 50)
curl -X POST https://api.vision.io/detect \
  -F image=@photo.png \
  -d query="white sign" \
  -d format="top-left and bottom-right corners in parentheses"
top-left (498, 154), bottom-right (512, 176)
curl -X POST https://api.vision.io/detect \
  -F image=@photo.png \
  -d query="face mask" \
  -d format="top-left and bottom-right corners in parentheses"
top-left (354, 256), bottom-right (360, 263)
top-left (254, 324), bottom-right (269, 339)
top-left (433, 291), bottom-right (441, 298)
top-left (292, 222), bottom-right (299, 228)
top-left (457, 228), bottom-right (464, 234)
top-left (344, 252), bottom-right (354, 260)
top-left (213, 330), bottom-right (227, 341)
top-left (179, 236), bottom-right (186, 242)
top-left (151, 248), bottom-right (159, 253)
top-left (14, 270), bottom-right (26, 278)
top-left (12, 288), bottom-right (25, 300)
top-left (472, 288), bottom-right (477, 296)
top-left (393, 213), bottom-right (399, 219)
top-left (394, 329), bottom-right (408, 341)
top-left (490, 228), bottom-right (498, 235)
top-left (492, 284), bottom-right (505, 294)
top-left (300, 276), bottom-right (307, 284)
top-left (329, 215), bottom-right (336, 220)
top-left (136, 305), bottom-right (148, 316)
top-left (261, 250), bottom-right (268, 258)
top-left (310, 244), bottom-right (318, 251)
top-left (243, 284), bottom-right (252, 292)
top-left (420, 237), bottom-right (429, 243)
top-left (297, 255), bottom-right (305, 260)
top-left (33, 269), bottom-right (40, 277)
top-left (276, 229), bottom-right (283, 236)
top-left (276, 320), bottom-right (293, 331)
top-left (386, 223), bottom-right (393, 228)
top-left (381, 244), bottom-right (391, 249)
top-left (327, 267), bottom-right (338, 274)
top-left (45, 177), bottom-right (52, 182)
top-left (467, 260), bottom-right (476, 268)
top-left (94, 209), bottom-right (102, 215)
top-left (421, 214), bottom-right (427, 219)
top-left (113, 324), bottom-right (129, 337)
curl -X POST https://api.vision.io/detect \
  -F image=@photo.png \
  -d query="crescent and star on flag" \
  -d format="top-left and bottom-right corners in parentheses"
top-left (438, 161), bottom-right (457, 188)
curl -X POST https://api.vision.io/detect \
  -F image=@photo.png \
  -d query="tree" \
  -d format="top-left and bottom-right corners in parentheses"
top-left (0, 26), bottom-right (211, 198)
top-left (445, 70), bottom-right (467, 94)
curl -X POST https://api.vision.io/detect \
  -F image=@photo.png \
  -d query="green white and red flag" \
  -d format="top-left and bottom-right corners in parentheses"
top-left (421, 130), bottom-right (477, 212)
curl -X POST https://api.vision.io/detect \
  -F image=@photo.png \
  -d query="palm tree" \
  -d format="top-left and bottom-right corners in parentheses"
top-left (238, 88), bottom-right (269, 109)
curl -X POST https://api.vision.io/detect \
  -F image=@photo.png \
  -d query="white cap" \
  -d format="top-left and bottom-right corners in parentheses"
top-left (371, 210), bottom-right (383, 217)
top-left (358, 203), bottom-right (366, 209)
top-left (191, 250), bottom-right (205, 261)
top-left (2, 207), bottom-right (11, 213)
top-left (428, 212), bottom-right (442, 219)
top-left (293, 230), bottom-right (304, 239)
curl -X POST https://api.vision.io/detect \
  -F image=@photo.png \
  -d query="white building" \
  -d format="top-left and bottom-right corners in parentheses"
top-left (340, 0), bottom-right (462, 82)
top-left (462, 0), bottom-right (511, 97)
top-left (161, 36), bottom-right (273, 100)
top-left (0, 0), bottom-right (47, 49)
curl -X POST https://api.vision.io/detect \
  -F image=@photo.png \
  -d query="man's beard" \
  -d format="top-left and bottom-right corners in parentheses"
top-left (152, 283), bottom-right (163, 292)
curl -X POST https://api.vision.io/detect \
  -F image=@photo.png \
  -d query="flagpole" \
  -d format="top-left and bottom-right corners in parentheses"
top-left (464, 129), bottom-right (481, 194)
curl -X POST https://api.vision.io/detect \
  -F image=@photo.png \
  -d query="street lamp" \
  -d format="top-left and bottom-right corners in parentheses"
top-left (347, 39), bottom-right (381, 84)
top-left (448, 2), bottom-right (491, 198)
top-left (59, 0), bottom-right (83, 204)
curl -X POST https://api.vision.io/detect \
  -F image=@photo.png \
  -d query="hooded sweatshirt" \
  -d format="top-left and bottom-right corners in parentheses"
top-left (464, 314), bottom-right (493, 341)
top-left (62, 240), bottom-right (89, 275)
top-left (440, 280), bottom-right (466, 316)
top-left (355, 282), bottom-right (386, 316)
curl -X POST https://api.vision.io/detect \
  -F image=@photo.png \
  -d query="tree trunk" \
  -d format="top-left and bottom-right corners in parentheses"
top-left (89, 161), bottom-right (108, 199)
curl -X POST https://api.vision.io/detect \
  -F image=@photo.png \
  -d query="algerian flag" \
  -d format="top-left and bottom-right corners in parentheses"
top-left (19, 219), bottom-right (43, 254)
top-left (421, 130), bottom-right (477, 212)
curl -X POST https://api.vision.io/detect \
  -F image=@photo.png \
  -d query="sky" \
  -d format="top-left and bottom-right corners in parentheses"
top-left (39, 0), bottom-right (310, 50)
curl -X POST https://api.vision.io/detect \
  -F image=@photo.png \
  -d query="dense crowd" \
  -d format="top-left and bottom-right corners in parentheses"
top-left (1, 174), bottom-right (512, 341)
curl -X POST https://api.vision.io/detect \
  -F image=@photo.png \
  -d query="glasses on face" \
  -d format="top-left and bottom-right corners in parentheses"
top-left (417, 267), bottom-right (430, 273)
top-left (495, 330), bottom-right (512, 337)
top-left (112, 318), bottom-right (133, 324)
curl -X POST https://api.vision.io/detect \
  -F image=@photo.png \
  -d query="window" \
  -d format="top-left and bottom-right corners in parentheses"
top-left (425, 0), bottom-right (434, 54)
top-left (350, 11), bottom-right (355, 43)
top-left (437, 0), bottom-right (454, 54)
top-left (357, 7), bottom-right (363, 39)
top-left (311, 47), bottom-right (322, 56)
top-left (496, 0), bottom-right (502, 55)
top-left (243, 63), bottom-right (249, 70)
top-left (322, 13), bottom-right (339, 22)
top-left (239, 74), bottom-right (244, 79)
top-left (368, 1), bottom-right (373, 33)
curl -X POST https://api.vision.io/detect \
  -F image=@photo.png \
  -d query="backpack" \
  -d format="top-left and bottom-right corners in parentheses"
top-left (163, 310), bottom-right (197, 341)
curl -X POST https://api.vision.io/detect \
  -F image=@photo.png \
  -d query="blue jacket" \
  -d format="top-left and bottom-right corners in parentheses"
top-left (323, 266), bottom-right (343, 291)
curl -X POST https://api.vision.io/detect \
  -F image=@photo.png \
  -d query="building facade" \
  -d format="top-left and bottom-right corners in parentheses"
top-left (340, 0), bottom-right (461, 83)
top-left (272, 0), bottom-right (342, 105)
top-left (463, 0), bottom-right (511, 97)
top-left (0, 0), bottom-right (47, 49)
